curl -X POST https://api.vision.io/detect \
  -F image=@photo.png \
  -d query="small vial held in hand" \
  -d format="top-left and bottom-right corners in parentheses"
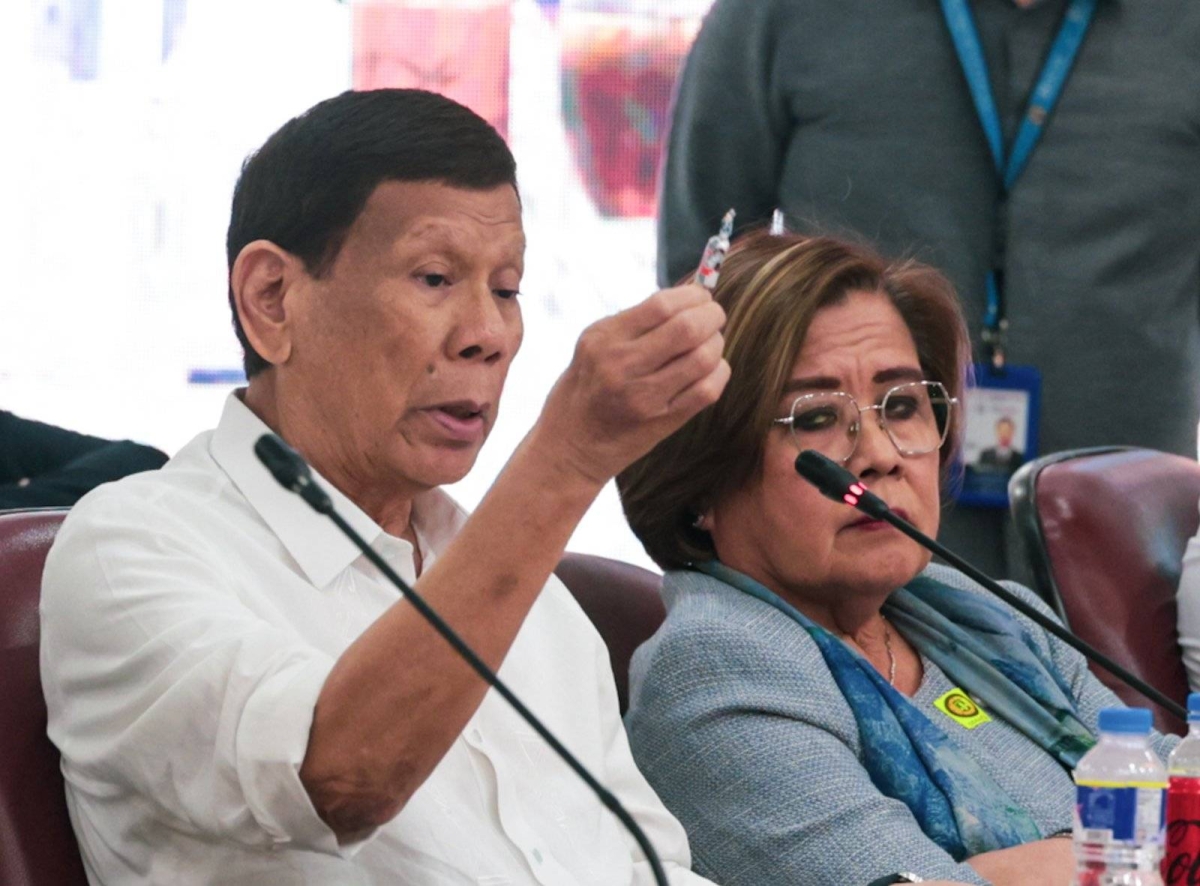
top-left (694, 208), bottom-right (735, 291)
top-left (769, 208), bottom-right (786, 236)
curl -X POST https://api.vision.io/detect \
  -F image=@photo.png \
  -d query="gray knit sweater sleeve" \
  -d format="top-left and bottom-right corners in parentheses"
top-left (624, 568), bottom-right (990, 886)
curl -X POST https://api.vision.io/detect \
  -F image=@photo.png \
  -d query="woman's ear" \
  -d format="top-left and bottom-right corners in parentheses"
top-left (230, 240), bottom-right (302, 368)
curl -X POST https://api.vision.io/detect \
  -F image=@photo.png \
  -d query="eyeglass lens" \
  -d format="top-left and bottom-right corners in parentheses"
top-left (787, 382), bottom-right (951, 463)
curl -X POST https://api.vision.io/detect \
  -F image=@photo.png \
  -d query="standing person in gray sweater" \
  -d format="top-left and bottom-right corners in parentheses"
top-left (619, 232), bottom-right (1176, 885)
top-left (656, 0), bottom-right (1200, 578)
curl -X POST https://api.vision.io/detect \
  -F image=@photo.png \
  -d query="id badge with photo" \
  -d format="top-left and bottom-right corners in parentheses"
top-left (955, 363), bottom-right (1042, 508)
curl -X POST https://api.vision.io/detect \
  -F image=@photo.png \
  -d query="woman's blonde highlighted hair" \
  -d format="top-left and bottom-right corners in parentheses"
top-left (617, 232), bottom-right (970, 570)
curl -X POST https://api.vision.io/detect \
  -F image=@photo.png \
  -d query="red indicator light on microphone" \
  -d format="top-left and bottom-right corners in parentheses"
top-left (843, 493), bottom-right (859, 506)
top-left (849, 483), bottom-right (866, 496)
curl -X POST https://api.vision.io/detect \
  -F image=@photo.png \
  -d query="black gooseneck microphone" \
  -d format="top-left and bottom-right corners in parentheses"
top-left (794, 448), bottom-right (1188, 721)
top-left (254, 433), bottom-right (670, 886)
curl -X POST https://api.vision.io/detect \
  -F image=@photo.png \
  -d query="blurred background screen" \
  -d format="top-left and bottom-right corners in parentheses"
top-left (0, 0), bottom-right (717, 569)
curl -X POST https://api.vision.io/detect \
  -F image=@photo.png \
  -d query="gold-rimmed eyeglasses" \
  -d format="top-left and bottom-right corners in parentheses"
top-left (771, 380), bottom-right (957, 464)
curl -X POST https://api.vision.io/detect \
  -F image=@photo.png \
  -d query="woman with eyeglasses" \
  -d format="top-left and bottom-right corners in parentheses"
top-left (617, 232), bottom-right (1175, 886)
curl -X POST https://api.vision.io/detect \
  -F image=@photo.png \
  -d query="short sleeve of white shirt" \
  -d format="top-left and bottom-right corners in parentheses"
top-left (1177, 499), bottom-right (1200, 691)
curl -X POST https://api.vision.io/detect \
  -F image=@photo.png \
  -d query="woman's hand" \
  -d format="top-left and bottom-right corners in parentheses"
top-left (967, 836), bottom-right (1073, 885)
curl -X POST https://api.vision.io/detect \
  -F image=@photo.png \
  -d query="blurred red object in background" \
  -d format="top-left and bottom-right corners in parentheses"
top-left (561, 3), bottom-right (706, 218)
top-left (352, 0), bottom-right (512, 140)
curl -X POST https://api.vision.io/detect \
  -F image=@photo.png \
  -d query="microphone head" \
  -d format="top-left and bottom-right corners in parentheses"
top-left (793, 449), bottom-right (890, 518)
top-left (254, 433), bottom-right (334, 514)
top-left (794, 450), bottom-right (858, 502)
top-left (254, 433), bottom-right (310, 493)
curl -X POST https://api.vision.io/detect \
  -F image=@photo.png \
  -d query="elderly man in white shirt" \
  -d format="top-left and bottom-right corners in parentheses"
top-left (1177, 503), bottom-right (1200, 692)
top-left (39, 88), bottom-right (730, 885)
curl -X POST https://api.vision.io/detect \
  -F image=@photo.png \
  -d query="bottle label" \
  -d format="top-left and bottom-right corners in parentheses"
top-left (1163, 778), bottom-right (1200, 884)
top-left (1076, 783), bottom-right (1166, 844)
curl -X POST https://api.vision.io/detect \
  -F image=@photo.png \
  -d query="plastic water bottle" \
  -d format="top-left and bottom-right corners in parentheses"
top-left (1163, 694), bottom-right (1200, 885)
top-left (1074, 707), bottom-right (1167, 885)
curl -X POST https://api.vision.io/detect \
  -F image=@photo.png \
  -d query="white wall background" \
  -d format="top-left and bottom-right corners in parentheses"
top-left (0, 0), bottom-right (714, 570)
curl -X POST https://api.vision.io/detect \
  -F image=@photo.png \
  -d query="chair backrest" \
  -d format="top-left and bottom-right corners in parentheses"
top-left (1009, 447), bottom-right (1199, 735)
top-left (554, 552), bottom-right (665, 716)
top-left (0, 508), bottom-right (88, 886)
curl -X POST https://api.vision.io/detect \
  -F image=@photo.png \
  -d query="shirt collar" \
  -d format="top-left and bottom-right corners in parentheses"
top-left (210, 393), bottom-right (387, 589)
top-left (210, 393), bottom-right (470, 589)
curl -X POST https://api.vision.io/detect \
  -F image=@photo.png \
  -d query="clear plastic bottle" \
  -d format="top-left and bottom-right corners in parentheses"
top-left (1074, 707), bottom-right (1167, 886)
top-left (1163, 693), bottom-right (1200, 885)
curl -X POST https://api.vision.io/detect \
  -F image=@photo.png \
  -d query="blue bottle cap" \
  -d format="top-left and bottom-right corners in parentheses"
top-left (1188, 692), bottom-right (1200, 719)
top-left (1098, 707), bottom-right (1152, 734)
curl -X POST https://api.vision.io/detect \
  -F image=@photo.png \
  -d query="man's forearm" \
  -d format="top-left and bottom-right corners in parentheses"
top-left (299, 424), bottom-right (604, 838)
top-left (298, 282), bottom-right (728, 839)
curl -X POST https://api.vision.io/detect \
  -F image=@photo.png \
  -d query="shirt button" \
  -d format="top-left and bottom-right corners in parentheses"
top-left (532, 848), bottom-right (543, 864)
top-left (470, 728), bottom-right (483, 743)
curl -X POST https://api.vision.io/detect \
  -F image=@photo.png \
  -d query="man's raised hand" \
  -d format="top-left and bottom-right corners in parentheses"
top-left (534, 283), bottom-right (730, 487)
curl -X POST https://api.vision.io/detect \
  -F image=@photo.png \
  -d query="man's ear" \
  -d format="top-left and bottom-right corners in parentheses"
top-left (230, 240), bottom-right (304, 368)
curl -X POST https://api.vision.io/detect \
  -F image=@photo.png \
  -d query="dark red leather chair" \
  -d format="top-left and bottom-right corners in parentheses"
top-left (554, 552), bottom-right (665, 716)
top-left (0, 508), bottom-right (88, 886)
top-left (1009, 447), bottom-right (1200, 735)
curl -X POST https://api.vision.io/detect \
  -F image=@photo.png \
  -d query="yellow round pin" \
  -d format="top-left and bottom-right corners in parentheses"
top-left (945, 692), bottom-right (979, 718)
top-left (934, 688), bottom-right (992, 729)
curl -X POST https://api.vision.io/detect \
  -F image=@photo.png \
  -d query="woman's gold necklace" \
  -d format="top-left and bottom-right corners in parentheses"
top-left (882, 617), bottom-right (897, 686)
top-left (844, 618), bottom-right (898, 686)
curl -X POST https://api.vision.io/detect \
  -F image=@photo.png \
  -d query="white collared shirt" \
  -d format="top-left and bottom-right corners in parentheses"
top-left (40, 394), bottom-right (711, 886)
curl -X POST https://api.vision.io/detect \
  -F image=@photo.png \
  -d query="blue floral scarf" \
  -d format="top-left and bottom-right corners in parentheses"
top-left (696, 560), bottom-right (1095, 861)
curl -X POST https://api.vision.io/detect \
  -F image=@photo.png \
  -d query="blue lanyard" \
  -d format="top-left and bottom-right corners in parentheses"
top-left (939, 0), bottom-right (1097, 361)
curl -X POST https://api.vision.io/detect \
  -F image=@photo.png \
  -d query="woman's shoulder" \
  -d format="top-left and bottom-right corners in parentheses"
top-left (920, 562), bottom-right (1054, 611)
top-left (650, 567), bottom-right (823, 660)
top-left (627, 568), bottom-right (853, 729)
top-left (917, 562), bottom-right (1060, 651)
